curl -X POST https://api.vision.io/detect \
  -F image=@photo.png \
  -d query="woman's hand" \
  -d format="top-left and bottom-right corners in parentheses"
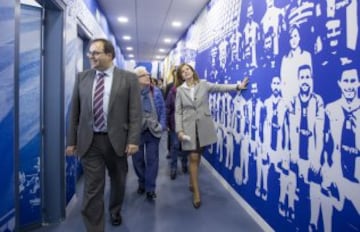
top-left (178, 131), bottom-right (185, 141)
top-left (237, 77), bottom-right (249, 90)
top-left (178, 131), bottom-right (191, 141)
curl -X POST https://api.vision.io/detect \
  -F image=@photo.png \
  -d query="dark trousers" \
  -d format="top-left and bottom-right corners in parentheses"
top-left (81, 134), bottom-right (128, 232)
top-left (132, 130), bottom-right (160, 192)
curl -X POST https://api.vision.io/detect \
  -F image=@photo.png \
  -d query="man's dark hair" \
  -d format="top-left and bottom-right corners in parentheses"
top-left (298, 64), bottom-right (312, 78)
top-left (91, 38), bottom-right (115, 59)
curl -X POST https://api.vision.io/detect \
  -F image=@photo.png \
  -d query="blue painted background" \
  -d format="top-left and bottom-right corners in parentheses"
top-left (0, 1), bottom-right (15, 231)
top-left (172, 0), bottom-right (360, 231)
top-left (18, 4), bottom-right (42, 227)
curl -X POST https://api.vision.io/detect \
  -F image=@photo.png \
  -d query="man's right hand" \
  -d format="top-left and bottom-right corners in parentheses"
top-left (65, 146), bottom-right (76, 156)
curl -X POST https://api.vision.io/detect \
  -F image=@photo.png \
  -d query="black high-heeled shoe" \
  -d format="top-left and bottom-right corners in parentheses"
top-left (192, 200), bottom-right (201, 209)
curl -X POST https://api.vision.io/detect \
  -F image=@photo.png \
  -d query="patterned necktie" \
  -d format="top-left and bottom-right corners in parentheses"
top-left (271, 102), bottom-right (279, 150)
top-left (93, 72), bottom-right (106, 130)
top-left (299, 100), bottom-right (309, 160)
top-left (341, 107), bottom-right (356, 182)
top-left (251, 98), bottom-right (256, 140)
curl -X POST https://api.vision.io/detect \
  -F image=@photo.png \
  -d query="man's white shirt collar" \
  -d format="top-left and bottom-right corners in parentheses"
top-left (96, 65), bottom-right (115, 77)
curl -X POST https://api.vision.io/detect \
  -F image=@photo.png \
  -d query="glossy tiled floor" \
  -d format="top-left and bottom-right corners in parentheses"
top-left (33, 134), bottom-right (264, 232)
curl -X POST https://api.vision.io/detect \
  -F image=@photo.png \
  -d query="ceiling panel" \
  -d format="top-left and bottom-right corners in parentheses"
top-left (97, 0), bottom-right (209, 62)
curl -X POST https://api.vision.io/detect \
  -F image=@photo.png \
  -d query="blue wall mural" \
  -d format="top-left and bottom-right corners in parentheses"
top-left (64, 6), bottom-right (79, 205)
top-left (170, 0), bottom-right (360, 231)
top-left (0, 1), bottom-right (15, 231)
top-left (18, 4), bottom-right (42, 227)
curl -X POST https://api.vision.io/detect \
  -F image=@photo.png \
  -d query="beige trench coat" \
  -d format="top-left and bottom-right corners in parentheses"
top-left (175, 80), bottom-right (240, 151)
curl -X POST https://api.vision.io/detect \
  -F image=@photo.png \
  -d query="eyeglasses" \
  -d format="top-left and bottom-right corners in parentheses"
top-left (86, 51), bottom-right (105, 57)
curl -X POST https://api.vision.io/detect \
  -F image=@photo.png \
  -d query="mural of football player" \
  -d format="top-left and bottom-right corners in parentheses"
top-left (280, 25), bottom-right (312, 106)
top-left (209, 46), bottom-right (219, 83)
top-left (263, 76), bottom-right (287, 170)
top-left (208, 92), bottom-right (218, 154)
top-left (288, 64), bottom-right (325, 226)
top-left (229, 26), bottom-right (242, 68)
top-left (247, 82), bottom-right (263, 158)
top-left (260, 0), bottom-right (285, 68)
top-left (286, 0), bottom-right (321, 53)
top-left (277, 152), bottom-right (299, 221)
top-left (218, 38), bottom-right (231, 83)
top-left (216, 92), bottom-right (225, 162)
top-left (225, 101), bottom-right (235, 170)
top-left (224, 92), bottom-right (233, 128)
top-left (246, 82), bottom-right (265, 197)
top-left (288, 64), bottom-right (324, 180)
top-left (232, 91), bottom-right (248, 185)
top-left (324, 0), bottom-right (358, 50)
top-left (243, 1), bottom-right (260, 74)
top-left (308, 138), bottom-right (343, 232)
top-left (242, 103), bottom-right (251, 185)
top-left (209, 92), bottom-right (217, 119)
top-left (315, 18), bottom-right (358, 105)
top-left (224, 91), bottom-right (234, 169)
top-left (325, 68), bottom-right (360, 216)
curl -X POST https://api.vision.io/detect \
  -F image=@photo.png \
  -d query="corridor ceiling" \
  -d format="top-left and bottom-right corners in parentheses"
top-left (97, 0), bottom-right (209, 62)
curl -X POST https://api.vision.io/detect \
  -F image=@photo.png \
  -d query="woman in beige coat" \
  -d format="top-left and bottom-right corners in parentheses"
top-left (175, 63), bottom-right (248, 208)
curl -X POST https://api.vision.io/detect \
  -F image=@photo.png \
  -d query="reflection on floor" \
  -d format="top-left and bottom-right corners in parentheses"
top-left (32, 134), bottom-right (264, 232)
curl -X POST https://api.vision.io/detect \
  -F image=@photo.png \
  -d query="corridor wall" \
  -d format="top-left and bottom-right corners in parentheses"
top-left (0, 0), bottom-right (126, 230)
top-left (166, 0), bottom-right (360, 231)
top-left (0, 1), bottom-right (16, 231)
top-left (18, 3), bottom-right (42, 227)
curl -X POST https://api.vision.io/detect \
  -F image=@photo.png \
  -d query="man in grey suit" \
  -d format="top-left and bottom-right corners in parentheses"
top-left (66, 38), bottom-right (141, 231)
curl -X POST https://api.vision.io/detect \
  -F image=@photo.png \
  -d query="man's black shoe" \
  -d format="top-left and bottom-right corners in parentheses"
top-left (146, 191), bottom-right (157, 200)
top-left (170, 170), bottom-right (177, 180)
top-left (110, 213), bottom-right (122, 226)
top-left (137, 186), bottom-right (145, 195)
top-left (182, 165), bottom-right (188, 174)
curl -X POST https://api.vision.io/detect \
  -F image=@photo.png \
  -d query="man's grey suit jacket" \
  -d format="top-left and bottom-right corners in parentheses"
top-left (67, 67), bottom-right (142, 157)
